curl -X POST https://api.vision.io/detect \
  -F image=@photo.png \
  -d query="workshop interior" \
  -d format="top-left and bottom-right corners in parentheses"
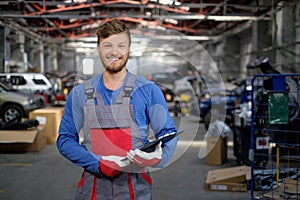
top-left (0, 1), bottom-right (300, 199)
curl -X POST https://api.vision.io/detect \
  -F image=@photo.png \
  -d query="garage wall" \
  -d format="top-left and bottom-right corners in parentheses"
top-left (58, 50), bottom-right (77, 73)
top-left (296, 3), bottom-right (300, 72)
top-left (209, 0), bottom-right (300, 80)
top-left (0, 26), bottom-right (10, 72)
top-left (275, 1), bottom-right (297, 73)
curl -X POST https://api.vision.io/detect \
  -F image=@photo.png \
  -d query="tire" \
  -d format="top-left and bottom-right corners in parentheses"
top-left (1, 104), bottom-right (24, 123)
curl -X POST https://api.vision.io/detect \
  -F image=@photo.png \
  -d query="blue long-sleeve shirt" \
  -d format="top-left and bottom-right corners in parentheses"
top-left (57, 71), bottom-right (178, 173)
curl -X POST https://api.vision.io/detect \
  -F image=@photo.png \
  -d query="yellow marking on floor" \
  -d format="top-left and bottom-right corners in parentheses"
top-left (178, 140), bottom-right (234, 147)
top-left (0, 190), bottom-right (4, 192)
top-left (0, 163), bottom-right (33, 167)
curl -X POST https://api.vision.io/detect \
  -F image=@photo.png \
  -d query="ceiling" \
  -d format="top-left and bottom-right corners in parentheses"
top-left (0, 0), bottom-right (277, 46)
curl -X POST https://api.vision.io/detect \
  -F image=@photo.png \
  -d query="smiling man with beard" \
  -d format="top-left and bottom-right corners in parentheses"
top-left (57, 19), bottom-right (178, 200)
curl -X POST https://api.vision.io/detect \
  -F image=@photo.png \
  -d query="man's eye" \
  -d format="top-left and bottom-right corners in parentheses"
top-left (102, 44), bottom-right (112, 49)
top-left (119, 44), bottom-right (126, 48)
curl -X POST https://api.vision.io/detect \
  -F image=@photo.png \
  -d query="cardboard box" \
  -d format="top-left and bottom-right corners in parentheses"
top-left (206, 182), bottom-right (248, 192)
top-left (29, 107), bottom-right (64, 144)
top-left (205, 165), bottom-right (251, 192)
top-left (206, 165), bottom-right (251, 183)
top-left (263, 178), bottom-right (300, 199)
top-left (0, 127), bottom-right (46, 152)
top-left (206, 136), bottom-right (227, 165)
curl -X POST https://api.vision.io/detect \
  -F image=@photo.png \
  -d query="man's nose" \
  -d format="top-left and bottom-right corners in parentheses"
top-left (108, 46), bottom-right (121, 55)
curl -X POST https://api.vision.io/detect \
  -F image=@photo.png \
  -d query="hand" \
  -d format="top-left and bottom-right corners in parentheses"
top-left (99, 155), bottom-right (130, 177)
top-left (127, 142), bottom-right (162, 167)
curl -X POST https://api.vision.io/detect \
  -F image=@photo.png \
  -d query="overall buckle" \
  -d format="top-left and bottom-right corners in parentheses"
top-left (85, 88), bottom-right (95, 100)
top-left (123, 86), bottom-right (133, 98)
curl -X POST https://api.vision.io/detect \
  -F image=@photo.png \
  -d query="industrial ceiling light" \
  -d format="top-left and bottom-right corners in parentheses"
top-left (207, 15), bottom-right (271, 21)
top-left (164, 18), bottom-right (179, 25)
top-left (70, 36), bottom-right (97, 42)
top-left (67, 41), bottom-right (96, 48)
top-left (153, 14), bottom-right (270, 21)
top-left (64, 0), bottom-right (87, 3)
top-left (81, 21), bottom-right (102, 31)
top-left (179, 6), bottom-right (190, 11)
top-left (133, 35), bottom-right (212, 41)
top-left (183, 36), bottom-right (212, 41)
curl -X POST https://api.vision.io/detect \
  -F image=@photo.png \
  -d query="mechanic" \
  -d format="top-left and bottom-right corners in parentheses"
top-left (56, 19), bottom-right (178, 200)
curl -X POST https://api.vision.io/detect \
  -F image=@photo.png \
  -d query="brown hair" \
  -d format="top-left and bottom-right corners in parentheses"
top-left (96, 19), bottom-right (131, 45)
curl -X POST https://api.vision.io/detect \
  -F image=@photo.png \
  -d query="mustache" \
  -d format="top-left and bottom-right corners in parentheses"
top-left (105, 57), bottom-right (129, 73)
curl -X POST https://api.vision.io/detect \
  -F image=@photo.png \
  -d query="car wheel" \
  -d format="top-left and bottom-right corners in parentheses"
top-left (204, 109), bottom-right (211, 130)
top-left (1, 105), bottom-right (24, 123)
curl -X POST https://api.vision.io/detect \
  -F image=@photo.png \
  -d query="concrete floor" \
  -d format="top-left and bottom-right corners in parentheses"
top-left (0, 116), bottom-right (251, 200)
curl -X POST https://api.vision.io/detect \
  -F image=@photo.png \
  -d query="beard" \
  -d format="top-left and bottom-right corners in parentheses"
top-left (106, 59), bottom-right (128, 73)
top-left (101, 52), bottom-right (129, 73)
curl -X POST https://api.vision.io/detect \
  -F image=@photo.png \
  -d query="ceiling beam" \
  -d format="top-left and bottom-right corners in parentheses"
top-left (0, 0), bottom-right (276, 42)
top-left (5, 1), bottom-right (271, 10)
top-left (0, 12), bottom-right (270, 21)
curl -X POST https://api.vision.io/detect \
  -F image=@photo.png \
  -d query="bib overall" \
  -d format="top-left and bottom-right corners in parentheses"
top-left (75, 74), bottom-right (152, 200)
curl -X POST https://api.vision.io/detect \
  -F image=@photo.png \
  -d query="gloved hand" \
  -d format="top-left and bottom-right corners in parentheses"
top-left (99, 155), bottom-right (130, 177)
top-left (126, 142), bottom-right (162, 167)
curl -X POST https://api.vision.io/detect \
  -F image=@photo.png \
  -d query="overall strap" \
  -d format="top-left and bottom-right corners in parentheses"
top-left (85, 73), bottom-right (136, 105)
top-left (85, 81), bottom-right (104, 106)
top-left (115, 73), bottom-right (136, 104)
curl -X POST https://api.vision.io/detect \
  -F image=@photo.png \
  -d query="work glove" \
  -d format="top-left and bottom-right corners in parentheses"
top-left (99, 155), bottom-right (130, 177)
top-left (126, 142), bottom-right (162, 167)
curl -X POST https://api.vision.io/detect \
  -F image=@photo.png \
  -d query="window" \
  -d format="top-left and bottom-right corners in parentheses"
top-left (10, 76), bottom-right (27, 85)
top-left (32, 78), bottom-right (46, 85)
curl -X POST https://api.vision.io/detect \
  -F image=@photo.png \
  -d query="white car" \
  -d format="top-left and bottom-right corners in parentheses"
top-left (0, 73), bottom-right (53, 94)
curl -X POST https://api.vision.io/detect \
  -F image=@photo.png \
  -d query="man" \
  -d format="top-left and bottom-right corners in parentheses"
top-left (57, 19), bottom-right (178, 200)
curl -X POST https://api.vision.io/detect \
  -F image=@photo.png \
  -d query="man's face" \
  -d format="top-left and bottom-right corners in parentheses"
top-left (97, 32), bottom-right (130, 73)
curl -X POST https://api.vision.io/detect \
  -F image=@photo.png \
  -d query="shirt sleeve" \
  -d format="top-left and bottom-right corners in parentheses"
top-left (149, 84), bottom-right (178, 168)
top-left (56, 88), bottom-right (99, 174)
top-left (133, 81), bottom-right (178, 168)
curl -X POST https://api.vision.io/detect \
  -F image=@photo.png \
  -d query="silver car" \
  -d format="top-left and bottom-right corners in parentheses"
top-left (0, 81), bottom-right (45, 123)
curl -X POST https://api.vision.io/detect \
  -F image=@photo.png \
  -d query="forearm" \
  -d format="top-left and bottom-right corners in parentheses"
top-left (56, 133), bottom-right (99, 173)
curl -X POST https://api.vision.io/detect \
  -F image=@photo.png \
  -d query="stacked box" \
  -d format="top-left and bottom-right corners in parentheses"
top-left (29, 107), bottom-right (64, 144)
top-left (0, 126), bottom-right (46, 152)
top-left (205, 165), bottom-right (251, 192)
top-left (206, 136), bottom-right (227, 165)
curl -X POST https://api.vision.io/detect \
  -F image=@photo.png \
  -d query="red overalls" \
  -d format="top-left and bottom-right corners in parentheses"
top-left (75, 73), bottom-right (152, 200)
